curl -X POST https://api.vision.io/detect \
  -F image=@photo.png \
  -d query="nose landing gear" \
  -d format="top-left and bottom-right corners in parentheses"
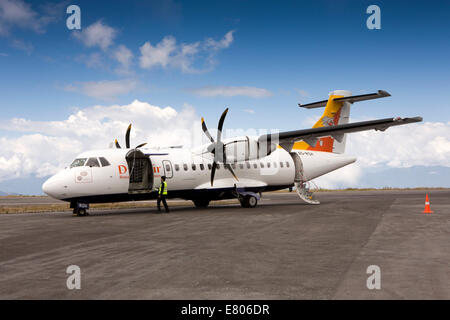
top-left (71, 202), bottom-right (90, 216)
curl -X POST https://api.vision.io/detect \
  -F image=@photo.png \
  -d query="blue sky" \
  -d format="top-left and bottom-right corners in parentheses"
top-left (0, 0), bottom-right (449, 193)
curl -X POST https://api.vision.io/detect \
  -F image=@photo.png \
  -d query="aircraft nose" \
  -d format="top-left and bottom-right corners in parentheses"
top-left (42, 176), bottom-right (59, 198)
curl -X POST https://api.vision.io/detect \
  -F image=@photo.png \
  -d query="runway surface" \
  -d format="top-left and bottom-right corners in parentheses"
top-left (0, 190), bottom-right (449, 299)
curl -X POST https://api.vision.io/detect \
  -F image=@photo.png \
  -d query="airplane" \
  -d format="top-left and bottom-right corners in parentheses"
top-left (42, 90), bottom-right (422, 216)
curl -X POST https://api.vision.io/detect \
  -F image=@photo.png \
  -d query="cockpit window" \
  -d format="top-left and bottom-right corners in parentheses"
top-left (86, 157), bottom-right (100, 167)
top-left (70, 158), bottom-right (87, 168)
top-left (99, 157), bottom-right (111, 167)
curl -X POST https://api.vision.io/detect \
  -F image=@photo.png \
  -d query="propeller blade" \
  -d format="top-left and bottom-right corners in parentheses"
top-left (224, 163), bottom-right (239, 181)
top-left (115, 139), bottom-right (121, 149)
top-left (135, 142), bottom-right (147, 149)
top-left (201, 117), bottom-right (215, 143)
top-left (125, 124), bottom-right (132, 149)
top-left (210, 162), bottom-right (217, 186)
top-left (216, 108), bottom-right (228, 143)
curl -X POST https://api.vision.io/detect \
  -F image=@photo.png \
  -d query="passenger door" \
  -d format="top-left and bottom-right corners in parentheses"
top-left (162, 160), bottom-right (173, 179)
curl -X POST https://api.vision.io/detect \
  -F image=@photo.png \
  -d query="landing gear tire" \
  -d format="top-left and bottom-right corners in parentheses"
top-left (73, 208), bottom-right (88, 216)
top-left (193, 199), bottom-right (210, 208)
top-left (240, 195), bottom-right (258, 208)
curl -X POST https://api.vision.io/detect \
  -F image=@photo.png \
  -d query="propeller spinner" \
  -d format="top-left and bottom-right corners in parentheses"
top-left (201, 108), bottom-right (239, 186)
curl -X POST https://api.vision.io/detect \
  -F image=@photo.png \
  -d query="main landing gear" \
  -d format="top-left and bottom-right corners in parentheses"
top-left (233, 187), bottom-right (260, 208)
top-left (239, 194), bottom-right (258, 208)
top-left (192, 198), bottom-right (211, 208)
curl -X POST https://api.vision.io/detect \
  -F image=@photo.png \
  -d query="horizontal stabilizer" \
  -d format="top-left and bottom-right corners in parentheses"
top-left (299, 90), bottom-right (391, 109)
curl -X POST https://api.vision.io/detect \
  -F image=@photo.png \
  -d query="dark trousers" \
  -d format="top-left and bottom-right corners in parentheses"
top-left (157, 195), bottom-right (169, 212)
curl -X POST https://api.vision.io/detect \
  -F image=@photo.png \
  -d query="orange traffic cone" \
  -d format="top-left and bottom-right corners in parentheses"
top-left (423, 194), bottom-right (433, 213)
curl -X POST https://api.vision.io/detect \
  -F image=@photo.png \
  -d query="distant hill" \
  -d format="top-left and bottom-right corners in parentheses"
top-left (0, 177), bottom-right (47, 196)
top-left (358, 165), bottom-right (450, 188)
top-left (0, 191), bottom-right (19, 196)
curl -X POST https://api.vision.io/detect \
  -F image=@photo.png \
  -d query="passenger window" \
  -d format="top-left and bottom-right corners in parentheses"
top-left (280, 162), bottom-right (284, 168)
top-left (208, 163), bottom-right (212, 170)
top-left (231, 163), bottom-right (236, 169)
top-left (267, 162), bottom-right (271, 168)
top-left (166, 164), bottom-right (171, 172)
top-left (175, 164), bottom-right (180, 171)
top-left (246, 162), bottom-right (251, 169)
top-left (86, 157), bottom-right (100, 167)
top-left (183, 164), bottom-right (188, 171)
top-left (260, 162), bottom-right (264, 168)
top-left (99, 157), bottom-right (111, 167)
top-left (70, 158), bottom-right (87, 168)
top-left (253, 163), bottom-right (257, 169)
top-left (200, 164), bottom-right (205, 170)
top-left (286, 162), bottom-right (290, 168)
top-left (239, 163), bottom-right (244, 169)
top-left (192, 164), bottom-right (196, 171)
top-left (216, 164), bottom-right (220, 170)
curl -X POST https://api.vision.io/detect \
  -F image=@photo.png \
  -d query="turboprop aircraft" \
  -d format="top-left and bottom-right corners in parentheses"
top-left (42, 90), bottom-right (422, 216)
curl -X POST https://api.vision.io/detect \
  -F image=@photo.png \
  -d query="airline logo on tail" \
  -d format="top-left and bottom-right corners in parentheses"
top-left (322, 116), bottom-right (336, 127)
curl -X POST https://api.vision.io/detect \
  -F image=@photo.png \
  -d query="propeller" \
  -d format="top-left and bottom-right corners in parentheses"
top-left (114, 124), bottom-right (147, 149)
top-left (201, 108), bottom-right (238, 186)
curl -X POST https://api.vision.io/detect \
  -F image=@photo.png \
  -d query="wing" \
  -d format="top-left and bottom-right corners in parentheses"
top-left (258, 116), bottom-right (423, 151)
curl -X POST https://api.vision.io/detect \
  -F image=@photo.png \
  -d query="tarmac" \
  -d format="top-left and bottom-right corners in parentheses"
top-left (0, 190), bottom-right (449, 299)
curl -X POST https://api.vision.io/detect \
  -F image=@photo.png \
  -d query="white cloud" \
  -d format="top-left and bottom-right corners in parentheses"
top-left (65, 79), bottom-right (138, 101)
top-left (0, 100), bottom-right (200, 182)
top-left (0, 0), bottom-right (63, 36)
top-left (139, 30), bottom-right (234, 73)
top-left (139, 36), bottom-right (176, 69)
top-left (312, 163), bottom-right (362, 189)
top-left (243, 109), bottom-right (255, 114)
top-left (188, 86), bottom-right (273, 98)
top-left (346, 121), bottom-right (450, 168)
top-left (113, 44), bottom-right (133, 74)
top-left (0, 0), bottom-right (39, 35)
top-left (205, 30), bottom-right (234, 50)
top-left (73, 21), bottom-right (117, 51)
top-left (0, 134), bottom-right (82, 181)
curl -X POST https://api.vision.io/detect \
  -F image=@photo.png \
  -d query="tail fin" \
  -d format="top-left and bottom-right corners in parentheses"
top-left (293, 90), bottom-right (352, 153)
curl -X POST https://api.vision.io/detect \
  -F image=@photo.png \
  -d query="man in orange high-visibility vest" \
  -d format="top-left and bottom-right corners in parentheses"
top-left (157, 176), bottom-right (169, 213)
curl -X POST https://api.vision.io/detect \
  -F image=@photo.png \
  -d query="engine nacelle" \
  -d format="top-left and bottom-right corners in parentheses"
top-left (223, 136), bottom-right (277, 162)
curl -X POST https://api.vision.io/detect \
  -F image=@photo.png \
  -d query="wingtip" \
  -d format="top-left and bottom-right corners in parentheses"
top-left (378, 90), bottom-right (391, 97)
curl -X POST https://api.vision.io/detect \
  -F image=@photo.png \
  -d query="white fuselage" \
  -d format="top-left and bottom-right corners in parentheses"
top-left (42, 145), bottom-right (356, 204)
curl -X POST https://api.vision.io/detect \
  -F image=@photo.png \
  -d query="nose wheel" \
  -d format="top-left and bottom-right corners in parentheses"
top-left (73, 208), bottom-right (89, 216)
top-left (71, 202), bottom-right (90, 216)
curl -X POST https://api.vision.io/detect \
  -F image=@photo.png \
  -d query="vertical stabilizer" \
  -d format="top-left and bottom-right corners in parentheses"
top-left (293, 90), bottom-right (352, 153)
